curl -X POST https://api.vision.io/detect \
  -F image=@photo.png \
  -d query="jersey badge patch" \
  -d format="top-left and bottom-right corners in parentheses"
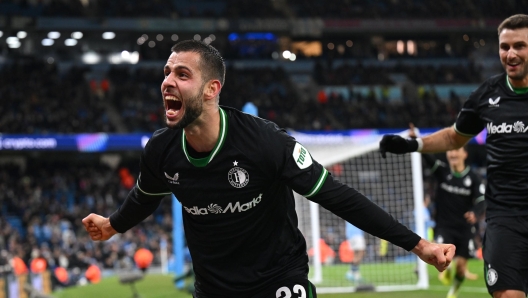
top-left (463, 176), bottom-right (471, 187)
top-left (293, 143), bottom-right (313, 169)
top-left (228, 161), bottom-right (249, 188)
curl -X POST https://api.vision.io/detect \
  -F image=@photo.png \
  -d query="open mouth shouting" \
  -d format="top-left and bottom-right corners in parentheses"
top-left (165, 94), bottom-right (182, 121)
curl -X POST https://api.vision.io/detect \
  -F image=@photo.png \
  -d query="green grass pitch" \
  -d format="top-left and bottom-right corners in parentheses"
top-left (53, 259), bottom-right (489, 298)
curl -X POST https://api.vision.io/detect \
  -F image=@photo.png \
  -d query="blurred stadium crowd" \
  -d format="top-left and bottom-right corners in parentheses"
top-left (0, 158), bottom-right (172, 288)
top-left (1, 0), bottom-right (527, 18)
top-left (0, 0), bottom-right (500, 294)
top-left (0, 57), bottom-right (481, 133)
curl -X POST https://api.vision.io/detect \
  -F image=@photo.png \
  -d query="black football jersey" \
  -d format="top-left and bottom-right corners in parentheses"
top-left (123, 106), bottom-right (420, 296)
top-left (455, 73), bottom-right (528, 218)
top-left (426, 157), bottom-right (485, 229)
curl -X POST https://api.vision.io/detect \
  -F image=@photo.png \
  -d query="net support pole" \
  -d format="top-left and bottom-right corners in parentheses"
top-left (310, 201), bottom-right (323, 283)
top-left (411, 152), bottom-right (428, 289)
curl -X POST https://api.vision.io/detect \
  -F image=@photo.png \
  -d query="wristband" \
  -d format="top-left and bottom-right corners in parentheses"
top-left (416, 138), bottom-right (423, 152)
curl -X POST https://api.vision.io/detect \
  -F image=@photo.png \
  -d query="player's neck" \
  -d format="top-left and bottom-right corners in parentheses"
top-left (450, 163), bottom-right (466, 174)
top-left (507, 75), bottom-right (528, 92)
top-left (184, 106), bottom-right (221, 152)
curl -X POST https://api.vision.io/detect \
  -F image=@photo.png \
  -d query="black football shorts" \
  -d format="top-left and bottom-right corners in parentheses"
top-left (483, 216), bottom-right (528, 295)
top-left (435, 226), bottom-right (475, 259)
top-left (193, 275), bottom-right (317, 298)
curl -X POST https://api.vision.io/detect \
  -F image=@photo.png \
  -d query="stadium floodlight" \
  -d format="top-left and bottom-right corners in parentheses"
top-left (82, 51), bottom-right (101, 64)
top-left (0, 31), bottom-right (3, 38)
top-left (271, 52), bottom-right (279, 59)
top-left (7, 41), bottom-right (21, 48)
top-left (203, 37), bottom-right (212, 44)
top-left (148, 41), bottom-right (155, 48)
top-left (41, 38), bottom-right (54, 46)
top-left (121, 50), bottom-right (130, 59)
top-left (17, 31), bottom-right (27, 39)
top-left (6, 37), bottom-right (19, 45)
top-left (129, 51), bottom-right (139, 64)
top-left (193, 34), bottom-right (201, 41)
top-left (171, 34), bottom-right (178, 41)
top-left (289, 53), bottom-right (297, 61)
top-left (102, 32), bottom-right (115, 40)
top-left (64, 39), bottom-right (77, 46)
top-left (137, 37), bottom-right (146, 45)
top-left (397, 40), bottom-right (405, 54)
top-left (156, 34), bottom-right (163, 41)
top-left (407, 40), bottom-right (416, 55)
top-left (282, 50), bottom-right (291, 59)
top-left (71, 31), bottom-right (83, 39)
top-left (48, 31), bottom-right (60, 39)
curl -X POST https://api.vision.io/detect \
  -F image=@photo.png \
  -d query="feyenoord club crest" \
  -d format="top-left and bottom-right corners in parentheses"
top-left (228, 161), bottom-right (249, 188)
top-left (487, 268), bottom-right (498, 286)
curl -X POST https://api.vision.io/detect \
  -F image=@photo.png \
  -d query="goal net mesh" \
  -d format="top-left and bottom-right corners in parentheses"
top-left (292, 131), bottom-right (427, 293)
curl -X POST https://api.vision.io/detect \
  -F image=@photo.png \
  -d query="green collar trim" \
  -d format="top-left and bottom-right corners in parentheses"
top-left (451, 166), bottom-right (470, 178)
top-left (506, 76), bottom-right (528, 94)
top-left (182, 108), bottom-right (228, 167)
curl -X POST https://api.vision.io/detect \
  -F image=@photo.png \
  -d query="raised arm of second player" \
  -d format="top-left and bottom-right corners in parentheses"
top-left (380, 126), bottom-right (472, 157)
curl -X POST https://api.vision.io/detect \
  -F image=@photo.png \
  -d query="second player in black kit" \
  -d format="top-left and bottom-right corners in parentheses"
top-left (380, 14), bottom-right (528, 298)
top-left (424, 153), bottom-right (484, 257)
top-left (83, 40), bottom-right (455, 298)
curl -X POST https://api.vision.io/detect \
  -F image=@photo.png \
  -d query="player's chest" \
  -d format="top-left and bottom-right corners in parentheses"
top-left (439, 173), bottom-right (472, 197)
top-left (160, 154), bottom-right (269, 205)
top-left (480, 95), bottom-right (528, 123)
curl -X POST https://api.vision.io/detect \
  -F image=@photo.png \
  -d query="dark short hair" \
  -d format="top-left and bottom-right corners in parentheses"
top-left (498, 14), bottom-right (528, 35)
top-left (171, 40), bottom-right (226, 85)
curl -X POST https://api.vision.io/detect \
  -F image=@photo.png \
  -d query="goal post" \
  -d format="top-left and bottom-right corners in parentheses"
top-left (291, 130), bottom-right (428, 293)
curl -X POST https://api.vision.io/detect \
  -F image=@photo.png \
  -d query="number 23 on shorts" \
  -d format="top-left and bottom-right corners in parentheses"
top-left (276, 283), bottom-right (316, 298)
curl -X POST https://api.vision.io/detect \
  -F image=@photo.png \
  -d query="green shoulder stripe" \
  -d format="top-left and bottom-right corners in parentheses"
top-left (304, 168), bottom-right (329, 198)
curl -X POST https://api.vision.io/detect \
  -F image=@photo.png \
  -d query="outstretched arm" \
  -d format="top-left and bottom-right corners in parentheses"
top-left (82, 186), bottom-right (165, 241)
top-left (82, 214), bottom-right (118, 241)
top-left (420, 126), bottom-right (471, 153)
top-left (380, 126), bottom-right (472, 158)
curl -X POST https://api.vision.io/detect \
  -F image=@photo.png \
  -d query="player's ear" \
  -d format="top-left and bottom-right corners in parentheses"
top-left (204, 79), bottom-right (221, 101)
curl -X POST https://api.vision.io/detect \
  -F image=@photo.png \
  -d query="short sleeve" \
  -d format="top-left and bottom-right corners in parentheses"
top-left (454, 87), bottom-right (486, 136)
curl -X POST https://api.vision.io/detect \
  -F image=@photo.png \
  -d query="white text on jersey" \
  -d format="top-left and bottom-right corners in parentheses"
top-left (183, 193), bottom-right (263, 215)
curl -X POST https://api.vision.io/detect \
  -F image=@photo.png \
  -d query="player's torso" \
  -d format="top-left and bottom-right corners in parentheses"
top-left (434, 165), bottom-right (476, 227)
top-left (477, 77), bottom-right (528, 166)
top-left (474, 76), bottom-right (528, 215)
top-left (153, 108), bottom-right (308, 294)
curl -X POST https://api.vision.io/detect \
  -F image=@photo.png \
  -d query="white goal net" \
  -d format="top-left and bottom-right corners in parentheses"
top-left (291, 131), bottom-right (428, 294)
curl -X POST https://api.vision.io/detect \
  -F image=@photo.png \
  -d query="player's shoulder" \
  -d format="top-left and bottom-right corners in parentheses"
top-left (145, 127), bottom-right (179, 151)
top-left (471, 73), bottom-right (507, 98)
top-left (222, 105), bottom-right (290, 140)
